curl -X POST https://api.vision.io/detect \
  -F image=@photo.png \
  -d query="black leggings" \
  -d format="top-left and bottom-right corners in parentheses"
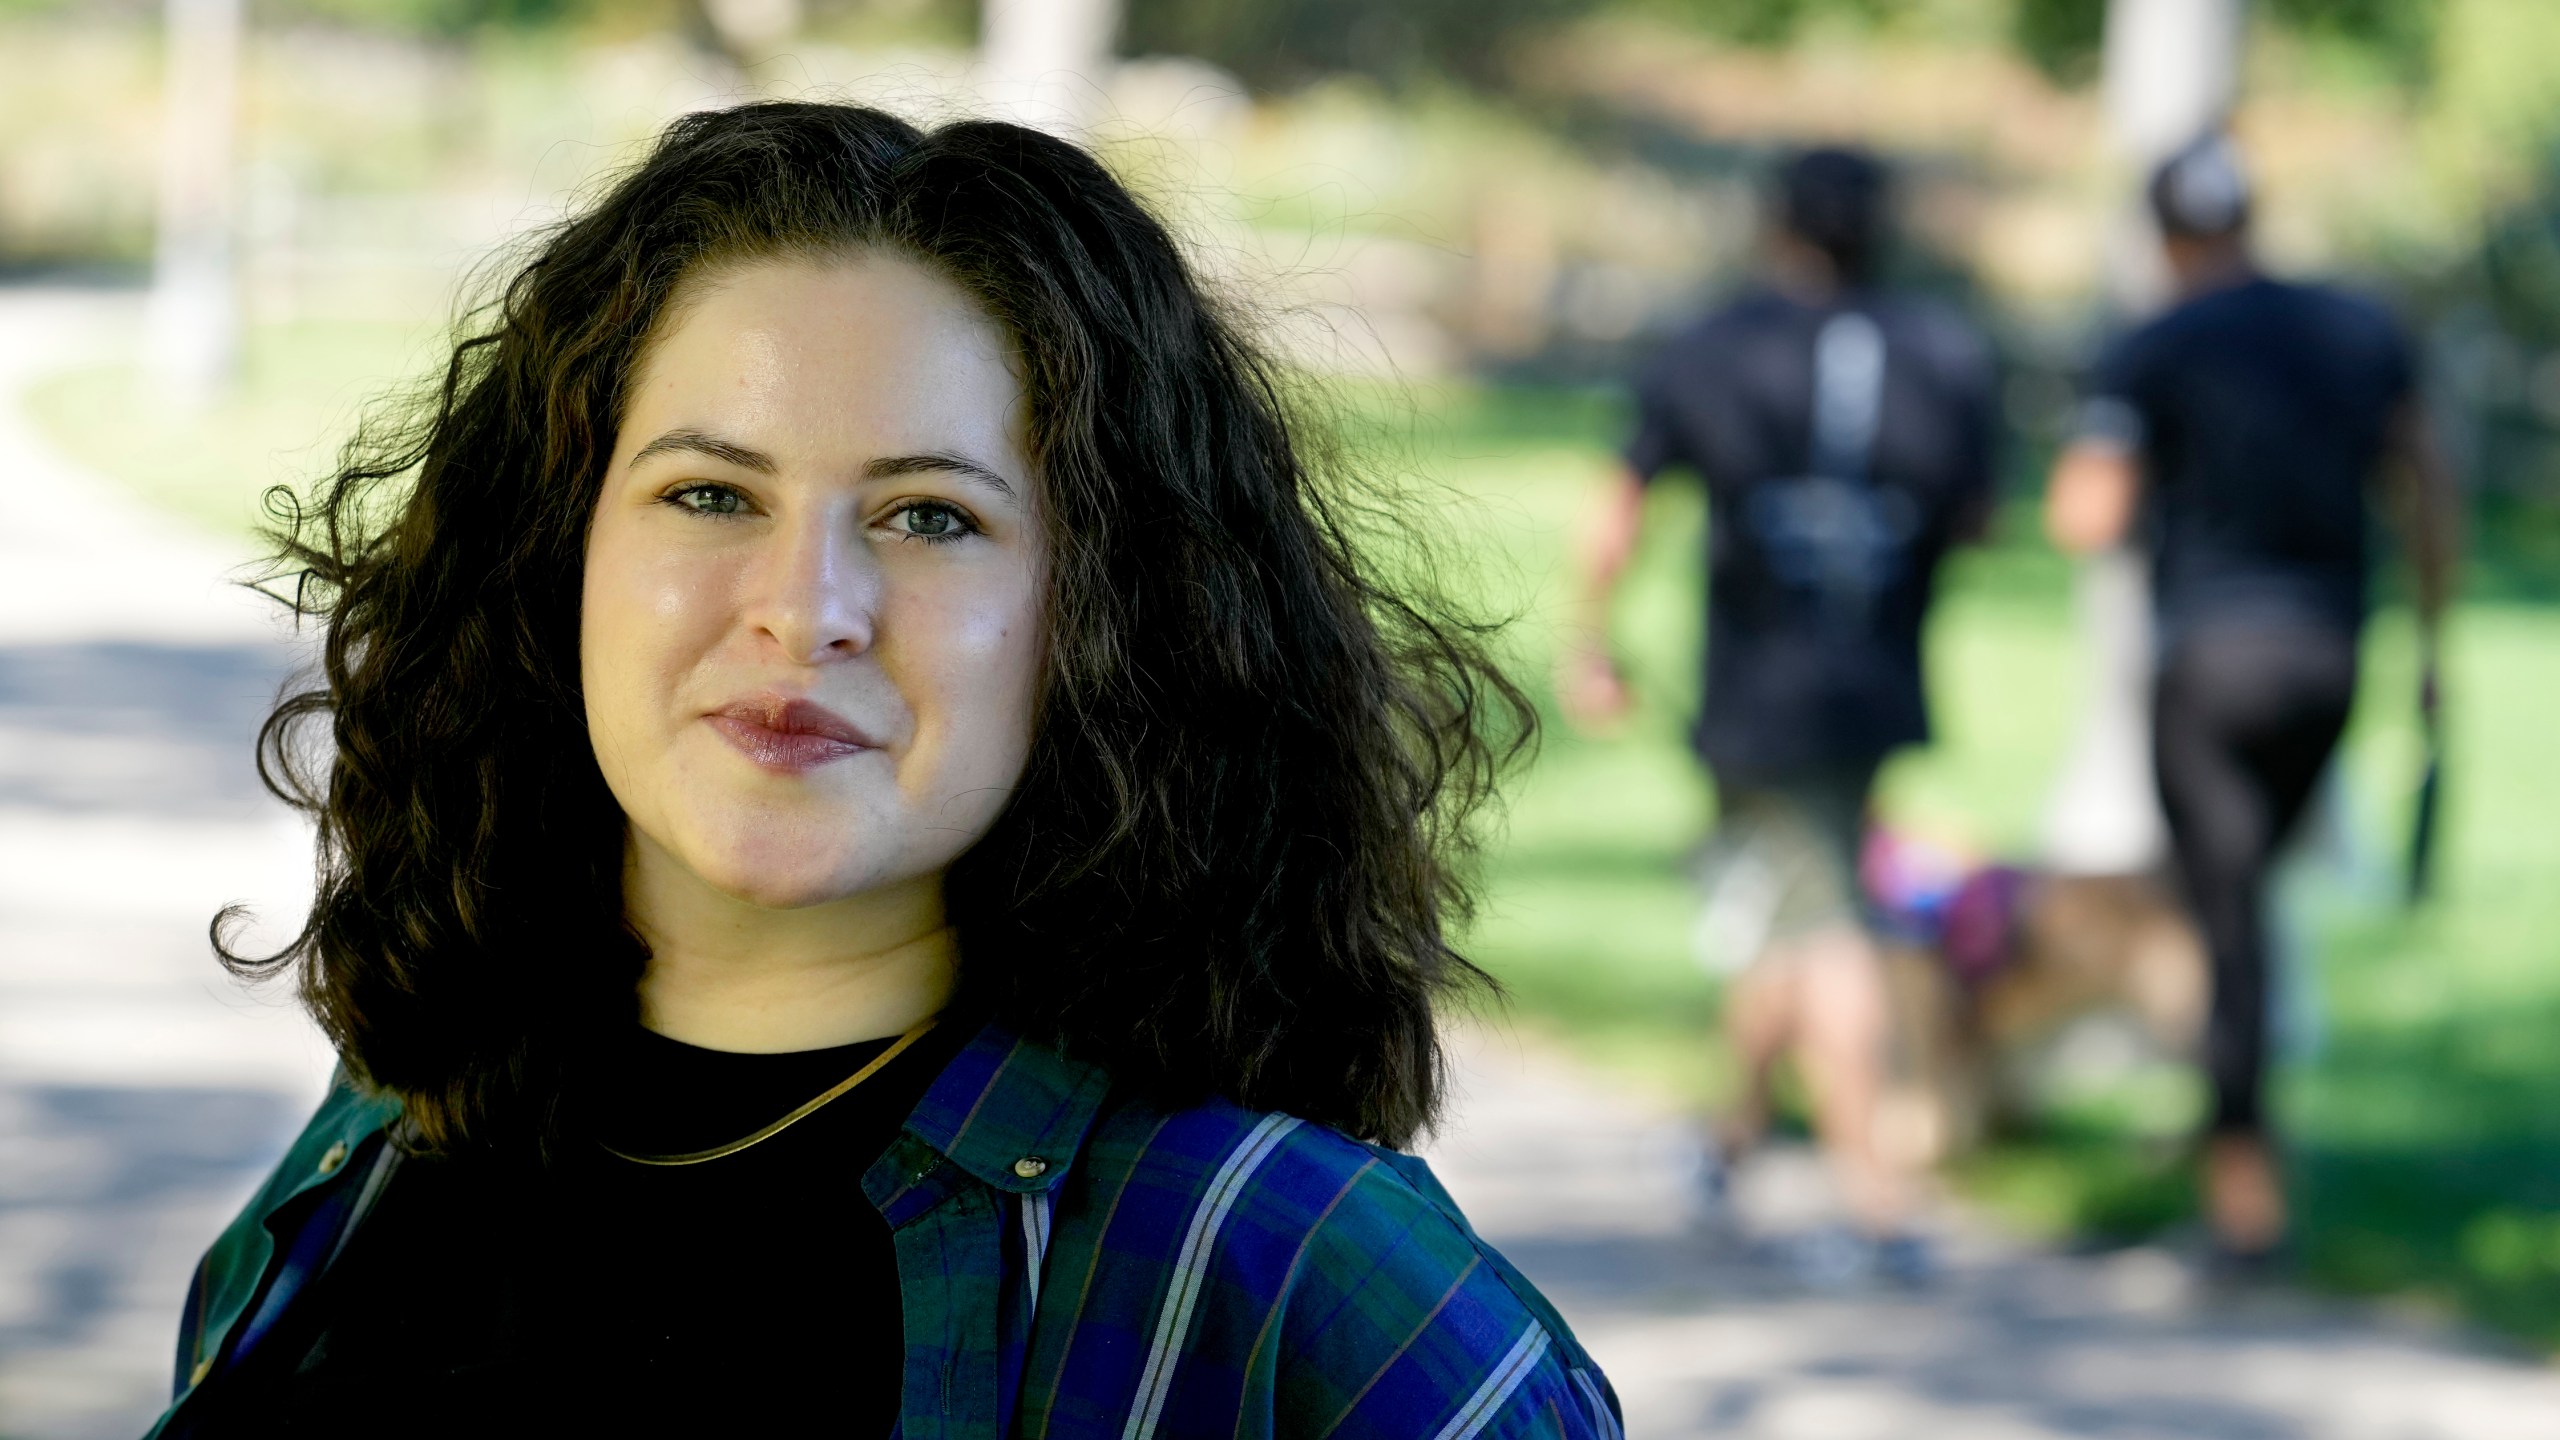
top-left (2153, 622), bottom-right (2359, 1136)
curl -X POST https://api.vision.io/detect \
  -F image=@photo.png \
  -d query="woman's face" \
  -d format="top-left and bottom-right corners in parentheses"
top-left (582, 252), bottom-right (1045, 912)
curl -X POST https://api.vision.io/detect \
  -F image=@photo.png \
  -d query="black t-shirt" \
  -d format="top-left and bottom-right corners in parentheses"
top-left (191, 1019), bottom-right (966, 1438)
top-left (1625, 287), bottom-right (1997, 781)
top-left (2085, 275), bottom-right (2413, 640)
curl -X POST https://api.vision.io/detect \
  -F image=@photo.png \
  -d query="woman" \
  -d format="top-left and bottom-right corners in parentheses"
top-left (148, 102), bottom-right (1616, 1439)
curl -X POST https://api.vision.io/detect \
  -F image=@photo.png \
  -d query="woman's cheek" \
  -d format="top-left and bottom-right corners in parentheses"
top-left (582, 516), bottom-right (730, 784)
top-left (908, 568), bottom-right (1043, 777)
top-left (976, 571), bottom-right (1048, 746)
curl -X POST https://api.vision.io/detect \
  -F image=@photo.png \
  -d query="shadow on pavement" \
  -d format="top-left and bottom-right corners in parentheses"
top-left (1497, 1221), bottom-right (2478, 1438)
top-left (0, 1084), bottom-right (303, 1353)
top-left (0, 642), bottom-right (298, 816)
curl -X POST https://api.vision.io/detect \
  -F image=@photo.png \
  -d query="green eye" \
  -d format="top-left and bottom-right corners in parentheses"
top-left (669, 484), bottom-right (745, 515)
top-left (888, 502), bottom-right (977, 542)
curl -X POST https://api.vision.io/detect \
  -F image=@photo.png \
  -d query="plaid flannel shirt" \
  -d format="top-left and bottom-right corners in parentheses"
top-left (151, 1022), bottom-right (1624, 1439)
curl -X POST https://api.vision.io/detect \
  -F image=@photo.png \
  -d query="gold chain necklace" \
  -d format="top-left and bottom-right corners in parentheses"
top-left (600, 1015), bottom-right (939, 1168)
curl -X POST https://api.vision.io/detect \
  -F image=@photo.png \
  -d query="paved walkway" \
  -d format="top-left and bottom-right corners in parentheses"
top-left (0, 290), bottom-right (339, 1440)
top-left (4, 286), bottom-right (2560, 1439)
top-left (1422, 1028), bottom-right (2560, 1438)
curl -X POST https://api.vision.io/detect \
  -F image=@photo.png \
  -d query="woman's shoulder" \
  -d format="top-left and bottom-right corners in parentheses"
top-left (212, 1069), bottom-right (404, 1254)
top-left (1065, 1093), bottom-right (1624, 1436)
top-left (1076, 1090), bottom-right (1473, 1238)
top-left (153, 1070), bottom-right (403, 1432)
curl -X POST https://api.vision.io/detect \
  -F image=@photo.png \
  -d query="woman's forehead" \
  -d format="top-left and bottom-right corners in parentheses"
top-left (626, 254), bottom-right (1030, 479)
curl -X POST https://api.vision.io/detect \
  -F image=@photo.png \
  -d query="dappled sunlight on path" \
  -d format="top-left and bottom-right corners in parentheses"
top-left (0, 288), bottom-right (335, 1440)
top-left (1424, 1023), bottom-right (2560, 1438)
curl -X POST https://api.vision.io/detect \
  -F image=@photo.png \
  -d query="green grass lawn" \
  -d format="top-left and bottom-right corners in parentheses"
top-left (27, 320), bottom-right (448, 539)
top-left (31, 328), bottom-right (2560, 1346)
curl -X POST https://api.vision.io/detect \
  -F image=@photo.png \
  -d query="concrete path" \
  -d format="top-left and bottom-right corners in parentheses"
top-left (1422, 1027), bottom-right (2560, 1439)
top-left (0, 289), bottom-right (335, 1440)
top-left (4, 284), bottom-right (2559, 1439)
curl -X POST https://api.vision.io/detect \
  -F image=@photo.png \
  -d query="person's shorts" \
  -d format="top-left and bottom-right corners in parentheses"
top-left (1690, 763), bottom-right (1877, 976)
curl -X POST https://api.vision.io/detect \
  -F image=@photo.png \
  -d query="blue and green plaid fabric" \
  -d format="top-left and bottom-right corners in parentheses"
top-left (154, 1023), bottom-right (1623, 1439)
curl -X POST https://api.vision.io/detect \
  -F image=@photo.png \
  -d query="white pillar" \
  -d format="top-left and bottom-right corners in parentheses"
top-left (2099, 0), bottom-right (2246, 308)
top-left (145, 0), bottom-right (244, 412)
top-left (2104, 0), bottom-right (2244, 162)
top-left (980, 0), bottom-right (1121, 133)
top-left (2041, 0), bottom-right (2244, 875)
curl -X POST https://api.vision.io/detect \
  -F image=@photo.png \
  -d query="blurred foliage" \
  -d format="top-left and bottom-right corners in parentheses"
top-left (1633, 0), bottom-right (1913, 49)
top-left (0, 0), bottom-right (2499, 123)
top-left (0, 0), bottom-right (951, 42)
top-left (1624, 0), bottom-right (2439, 92)
top-left (0, 0), bottom-right (596, 30)
top-left (2263, 0), bottom-right (2438, 62)
top-left (2008, 0), bottom-right (2104, 85)
top-left (2421, 0), bottom-right (2560, 222)
top-left (2473, 204), bottom-right (2560, 348)
top-left (0, 0), bottom-right (2452, 98)
top-left (1119, 0), bottom-right (1584, 90)
top-left (275, 0), bottom-right (586, 35)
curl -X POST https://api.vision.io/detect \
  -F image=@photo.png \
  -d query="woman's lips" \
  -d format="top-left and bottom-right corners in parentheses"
top-left (707, 697), bottom-right (877, 774)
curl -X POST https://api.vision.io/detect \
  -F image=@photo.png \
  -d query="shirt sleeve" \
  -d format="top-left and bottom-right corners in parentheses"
top-left (1276, 1150), bottom-right (1623, 1439)
top-left (2377, 305), bottom-right (2419, 409)
top-left (2074, 331), bottom-right (2153, 452)
top-left (1621, 361), bottom-right (1681, 484)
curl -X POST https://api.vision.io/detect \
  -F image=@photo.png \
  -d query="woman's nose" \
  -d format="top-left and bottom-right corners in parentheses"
top-left (746, 505), bottom-right (877, 663)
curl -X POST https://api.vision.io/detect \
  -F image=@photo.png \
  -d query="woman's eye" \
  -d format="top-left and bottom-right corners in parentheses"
top-left (888, 502), bottom-right (975, 542)
top-left (663, 483), bottom-right (747, 516)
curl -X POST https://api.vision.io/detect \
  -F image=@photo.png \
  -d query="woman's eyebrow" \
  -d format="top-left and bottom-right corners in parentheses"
top-left (628, 428), bottom-right (777, 474)
top-left (865, 451), bottom-right (1018, 500)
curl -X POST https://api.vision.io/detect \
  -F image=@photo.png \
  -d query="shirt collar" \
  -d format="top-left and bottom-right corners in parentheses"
top-left (902, 1020), bottom-right (1112, 1194)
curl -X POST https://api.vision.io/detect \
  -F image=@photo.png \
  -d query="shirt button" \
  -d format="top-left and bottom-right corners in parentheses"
top-left (1012, 1156), bottom-right (1048, 1179)
top-left (317, 1141), bottom-right (349, 1175)
top-left (189, 1357), bottom-right (213, 1386)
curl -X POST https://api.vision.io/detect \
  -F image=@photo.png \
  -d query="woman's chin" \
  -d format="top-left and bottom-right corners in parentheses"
top-left (681, 845), bottom-right (887, 912)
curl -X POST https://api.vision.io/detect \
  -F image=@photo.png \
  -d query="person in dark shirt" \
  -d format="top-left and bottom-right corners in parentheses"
top-left (2047, 134), bottom-right (2458, 1265)
top-left (1564, 148), bottom-right (1997, 1281)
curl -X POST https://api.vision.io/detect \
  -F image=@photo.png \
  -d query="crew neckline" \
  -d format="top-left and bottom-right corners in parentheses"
top-left (593, 1027), bottom-right (907, 1160)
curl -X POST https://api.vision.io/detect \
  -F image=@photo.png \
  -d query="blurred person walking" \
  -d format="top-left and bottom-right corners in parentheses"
top-left (2046, 135), bottom-right (2458, 1268)
top-left (1562, 147), bottom-right (1998, 1283)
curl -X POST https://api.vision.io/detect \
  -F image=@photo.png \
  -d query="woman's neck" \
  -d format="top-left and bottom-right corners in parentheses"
top-left (625, 835), bottom-right (958, 1054)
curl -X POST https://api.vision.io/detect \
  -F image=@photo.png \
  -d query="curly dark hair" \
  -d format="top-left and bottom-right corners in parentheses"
top-left (222, 100), bottom-right (1532, 1154)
